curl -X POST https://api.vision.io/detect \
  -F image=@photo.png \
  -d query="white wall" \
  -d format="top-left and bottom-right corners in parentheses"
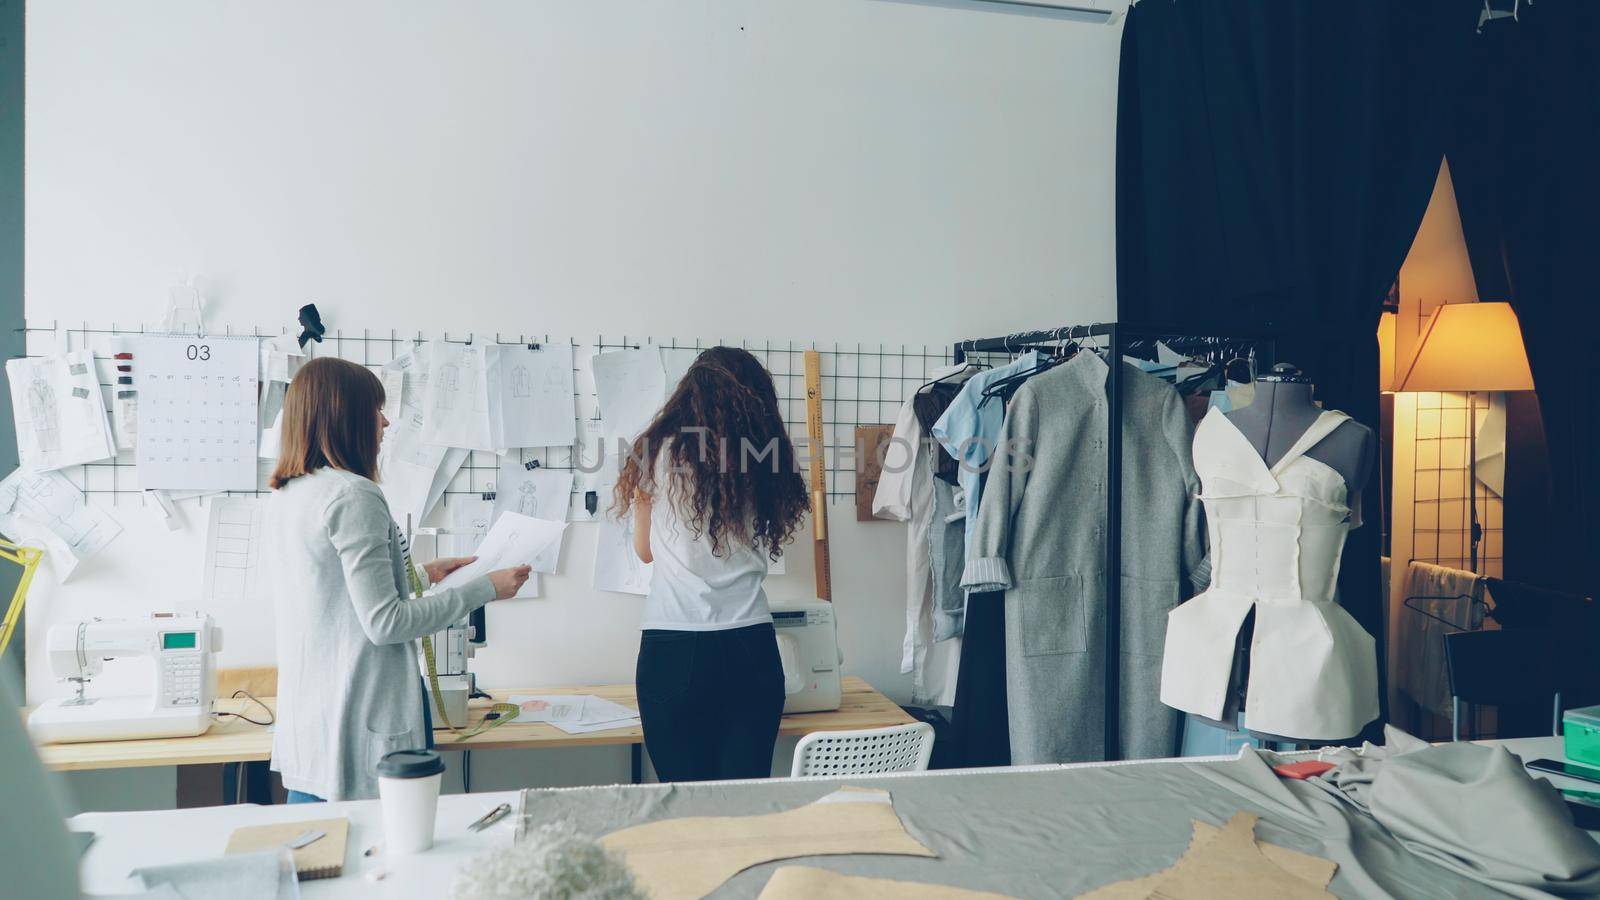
top-left (24, 0), bottom-right (1124, 802)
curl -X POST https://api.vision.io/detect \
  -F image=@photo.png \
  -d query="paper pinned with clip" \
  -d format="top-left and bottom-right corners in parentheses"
top-left (6, 350), bottom-right (117, 472)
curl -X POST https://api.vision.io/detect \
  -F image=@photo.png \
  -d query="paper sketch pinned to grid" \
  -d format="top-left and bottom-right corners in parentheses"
top-left (5, 350), bottom-right (117, 472)
top-left (592, 471), bottom-right (651, 595)
top-left (424, 341), bottom-right (493, 450)
top-left (203, 497), bottom-right (265, 605)
top-left (0, 468), bottom-right (121, 580)
top-left (492, 459), bottom-right (574, 525)
top-left (487, 343), bottom-right (576, 450)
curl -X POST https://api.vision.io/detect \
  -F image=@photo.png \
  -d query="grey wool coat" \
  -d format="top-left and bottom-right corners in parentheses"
top-left (962, 352), bottom-right (1205, 764)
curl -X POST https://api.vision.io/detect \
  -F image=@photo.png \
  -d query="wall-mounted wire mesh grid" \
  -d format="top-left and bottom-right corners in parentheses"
top-left (19, 321), bottom-right (954, 513)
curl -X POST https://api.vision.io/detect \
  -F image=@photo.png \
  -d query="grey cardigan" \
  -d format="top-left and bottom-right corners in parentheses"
top-left (962, 352), bottom-right (1204, 764)
top-left (266, 468), bottom-right (495, 800)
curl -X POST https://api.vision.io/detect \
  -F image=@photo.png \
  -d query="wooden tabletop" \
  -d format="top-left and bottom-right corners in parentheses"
top-left (33, 676), bottom-right (913, 771)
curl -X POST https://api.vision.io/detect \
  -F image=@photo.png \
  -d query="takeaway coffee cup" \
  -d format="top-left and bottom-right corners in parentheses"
top-left (377, 748), bottom-right (445, 854)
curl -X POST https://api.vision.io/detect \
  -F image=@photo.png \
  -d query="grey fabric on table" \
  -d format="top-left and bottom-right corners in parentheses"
top-left (1314, 727), bottom-right (1600, 898)
top-left (132, 849), bottom-right (296, 900)
top-left (524, 749), bottom-right (1544, 899)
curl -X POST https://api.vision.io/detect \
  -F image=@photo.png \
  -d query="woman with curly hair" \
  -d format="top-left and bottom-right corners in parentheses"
top-left (611, 346), bottom-right (808, 781)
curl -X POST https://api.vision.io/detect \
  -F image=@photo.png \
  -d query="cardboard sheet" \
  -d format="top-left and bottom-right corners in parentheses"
top-left (601, 787), bottom-right (934, 900)
top-left (759, 866), bottom-right (1012, 900)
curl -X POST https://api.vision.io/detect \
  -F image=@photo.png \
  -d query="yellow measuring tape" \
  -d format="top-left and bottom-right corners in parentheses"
top-left (402, 542), bottom-right (520, 743)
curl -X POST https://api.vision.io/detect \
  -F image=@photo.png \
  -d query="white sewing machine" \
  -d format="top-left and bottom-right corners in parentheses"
top-left (771, 600), bottom-right (843, 713)
top-left (28, 613), bottom-right (223, 744)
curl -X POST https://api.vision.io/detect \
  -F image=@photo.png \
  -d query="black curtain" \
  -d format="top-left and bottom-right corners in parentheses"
top-left (1116, 1), bottom-right (1479, 738)
top-left (1447, 4), bottom-right (1600, 602)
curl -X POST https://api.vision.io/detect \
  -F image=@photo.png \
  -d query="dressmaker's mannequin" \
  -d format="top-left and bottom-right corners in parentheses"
top-left (1225, 364), bottom-right (1375, 494)
top-left (1207, 363), bottom-right (1375, 744)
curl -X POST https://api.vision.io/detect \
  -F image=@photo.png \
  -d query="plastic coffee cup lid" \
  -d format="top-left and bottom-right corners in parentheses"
top-left (377, 748), bottom-right (445, 779)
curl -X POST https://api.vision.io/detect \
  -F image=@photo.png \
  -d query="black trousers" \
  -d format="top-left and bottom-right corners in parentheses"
top-left (636, 623), bottom-right (785, 782)
top-left (951, 590), bottom-right (1011, 767)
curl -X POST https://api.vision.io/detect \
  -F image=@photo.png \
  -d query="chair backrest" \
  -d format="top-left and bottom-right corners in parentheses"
top-left (1444, 628), bottom-right (1561, 707)
top-left (790, 722), bottom-right (935, 778)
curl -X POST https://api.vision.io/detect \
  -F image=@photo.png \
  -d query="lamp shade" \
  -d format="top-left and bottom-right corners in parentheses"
top-left (1396, 301), bottom-right (1534, 393)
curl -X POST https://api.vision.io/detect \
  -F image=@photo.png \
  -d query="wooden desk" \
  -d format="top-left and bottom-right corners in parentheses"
top-left (35, 677), bottom-right (913, 781)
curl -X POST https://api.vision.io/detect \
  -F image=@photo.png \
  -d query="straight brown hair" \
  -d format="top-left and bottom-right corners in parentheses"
top-left (269, 356), bottom-right (387, 489)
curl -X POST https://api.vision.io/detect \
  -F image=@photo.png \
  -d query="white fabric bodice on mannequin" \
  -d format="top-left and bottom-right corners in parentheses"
top-left (1161, 407), bottom-right (1379, 741)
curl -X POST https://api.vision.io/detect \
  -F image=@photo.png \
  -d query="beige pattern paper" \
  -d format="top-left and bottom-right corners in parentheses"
top-left (759, 866), bottom-right (1013, 899)
top-left (601, 787), bottom-right (935, 900)
top-left (1078, 813), bottom-right (1335, 900)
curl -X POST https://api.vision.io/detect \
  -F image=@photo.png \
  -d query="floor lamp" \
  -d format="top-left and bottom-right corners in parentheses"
top-left (1395, 301), bottom-right (1535, 573)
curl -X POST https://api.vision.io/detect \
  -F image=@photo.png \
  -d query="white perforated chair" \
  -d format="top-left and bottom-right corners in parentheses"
top-left (789, 722), bottom-right (935, 778)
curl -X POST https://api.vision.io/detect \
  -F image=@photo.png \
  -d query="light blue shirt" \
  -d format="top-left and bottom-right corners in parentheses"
top-left (930, 351), bottom-right (1041, 566)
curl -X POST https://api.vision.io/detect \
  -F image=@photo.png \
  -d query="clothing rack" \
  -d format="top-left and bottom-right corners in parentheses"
top-left (953, 322), bottom-right (1276, 761)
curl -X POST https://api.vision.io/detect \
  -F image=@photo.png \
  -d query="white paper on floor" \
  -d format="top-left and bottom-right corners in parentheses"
top-left (6, 349), bottom-right (117, 472)
top-left (0, 469), bottom-right (121, 579)
top-left (487, 343), bottom-right (576, 450)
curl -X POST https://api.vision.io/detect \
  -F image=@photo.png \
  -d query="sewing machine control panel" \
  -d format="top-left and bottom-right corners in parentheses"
top-left (160, 633), bottom-right (204, 707)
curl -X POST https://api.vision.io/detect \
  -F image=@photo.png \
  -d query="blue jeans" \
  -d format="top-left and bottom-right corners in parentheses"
top-left (286, 790), bottom-right (324, 804)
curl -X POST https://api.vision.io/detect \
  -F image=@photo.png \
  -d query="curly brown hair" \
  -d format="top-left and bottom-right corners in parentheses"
top-left (612, 347), bottom-right (807, 560)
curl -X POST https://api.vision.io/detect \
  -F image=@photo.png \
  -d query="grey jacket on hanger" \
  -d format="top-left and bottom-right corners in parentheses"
top-left (962, 352), bottom-right (1204, 764)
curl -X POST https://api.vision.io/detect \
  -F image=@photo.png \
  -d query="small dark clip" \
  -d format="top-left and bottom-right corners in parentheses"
top-left (297, 304), bottom-right (326, 348)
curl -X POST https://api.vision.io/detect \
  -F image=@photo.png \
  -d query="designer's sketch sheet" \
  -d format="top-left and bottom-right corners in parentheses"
top-left (6, 349), bottom-right (117, 472)
top-left (424, 340), bottom-right (494, 451)
top-left (488, 343), bottom-right (577, 449)
top-left (492, 460), bottom-right (574, 525)
top-left (0, 468), bottom-right (121, 579)
top-left (203, 497), bottom-right (265, 605)
top-left (134, 335), bottom-right (260, 491)
top-left (435, 510), bottom-right (567, 596)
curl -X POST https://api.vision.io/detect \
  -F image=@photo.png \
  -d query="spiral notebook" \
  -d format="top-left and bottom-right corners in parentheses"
top-left (224, 817), bottom-right (349, 880)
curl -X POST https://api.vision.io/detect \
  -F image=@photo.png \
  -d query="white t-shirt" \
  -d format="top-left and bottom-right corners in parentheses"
top-left (639, 459), bottom-right (772, 632)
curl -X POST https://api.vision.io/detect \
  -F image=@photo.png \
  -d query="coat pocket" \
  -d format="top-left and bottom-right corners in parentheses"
top-left (1016, 575), bottom-right (1087, 657)
top-left (1121, 574), bottom-right (1180, 657)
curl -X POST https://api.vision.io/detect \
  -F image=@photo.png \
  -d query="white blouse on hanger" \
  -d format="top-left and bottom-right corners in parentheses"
top-left (1161, 407), bottom-right (1379, 740)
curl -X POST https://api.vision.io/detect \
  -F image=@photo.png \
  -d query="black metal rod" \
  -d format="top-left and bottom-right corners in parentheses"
top-left (1104, 323), bottom-right (1123, 761)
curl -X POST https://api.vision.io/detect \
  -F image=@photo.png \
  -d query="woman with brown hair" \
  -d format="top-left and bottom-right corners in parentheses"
top-left (612, 346), bottom-right (808, 781)
top-left (264, 357), bottom-right (530, 802)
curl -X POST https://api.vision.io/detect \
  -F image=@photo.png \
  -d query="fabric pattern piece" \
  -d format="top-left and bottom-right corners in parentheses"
top-left (1077, 812), bottom-right (1335, 899)
top-left (1162, 408), bottom-right (1379, 741)
top-left (962, 352), bottom-right (1204, 763)
top-left (600, 787), bottom-right (935, 900)
top-left (759, 866), bottom-right (1012, 899)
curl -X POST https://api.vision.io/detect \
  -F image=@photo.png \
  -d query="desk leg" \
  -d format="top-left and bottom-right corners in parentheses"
top-left (631, 744), bottom-right (643, 785)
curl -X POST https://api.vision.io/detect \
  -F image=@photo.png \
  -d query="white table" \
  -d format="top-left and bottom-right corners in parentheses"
top-left (71, 736), bottom-right (1587, 898)
top-left (71, 790), bottom-right (521, 898)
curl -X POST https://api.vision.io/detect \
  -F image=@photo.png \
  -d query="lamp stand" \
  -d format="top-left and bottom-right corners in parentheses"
top-left (1467, 391), bottom-right (1481, 573)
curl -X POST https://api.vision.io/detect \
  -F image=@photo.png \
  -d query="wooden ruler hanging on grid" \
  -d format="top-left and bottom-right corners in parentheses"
top-left (803, 350), bottom-right (833, 602)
